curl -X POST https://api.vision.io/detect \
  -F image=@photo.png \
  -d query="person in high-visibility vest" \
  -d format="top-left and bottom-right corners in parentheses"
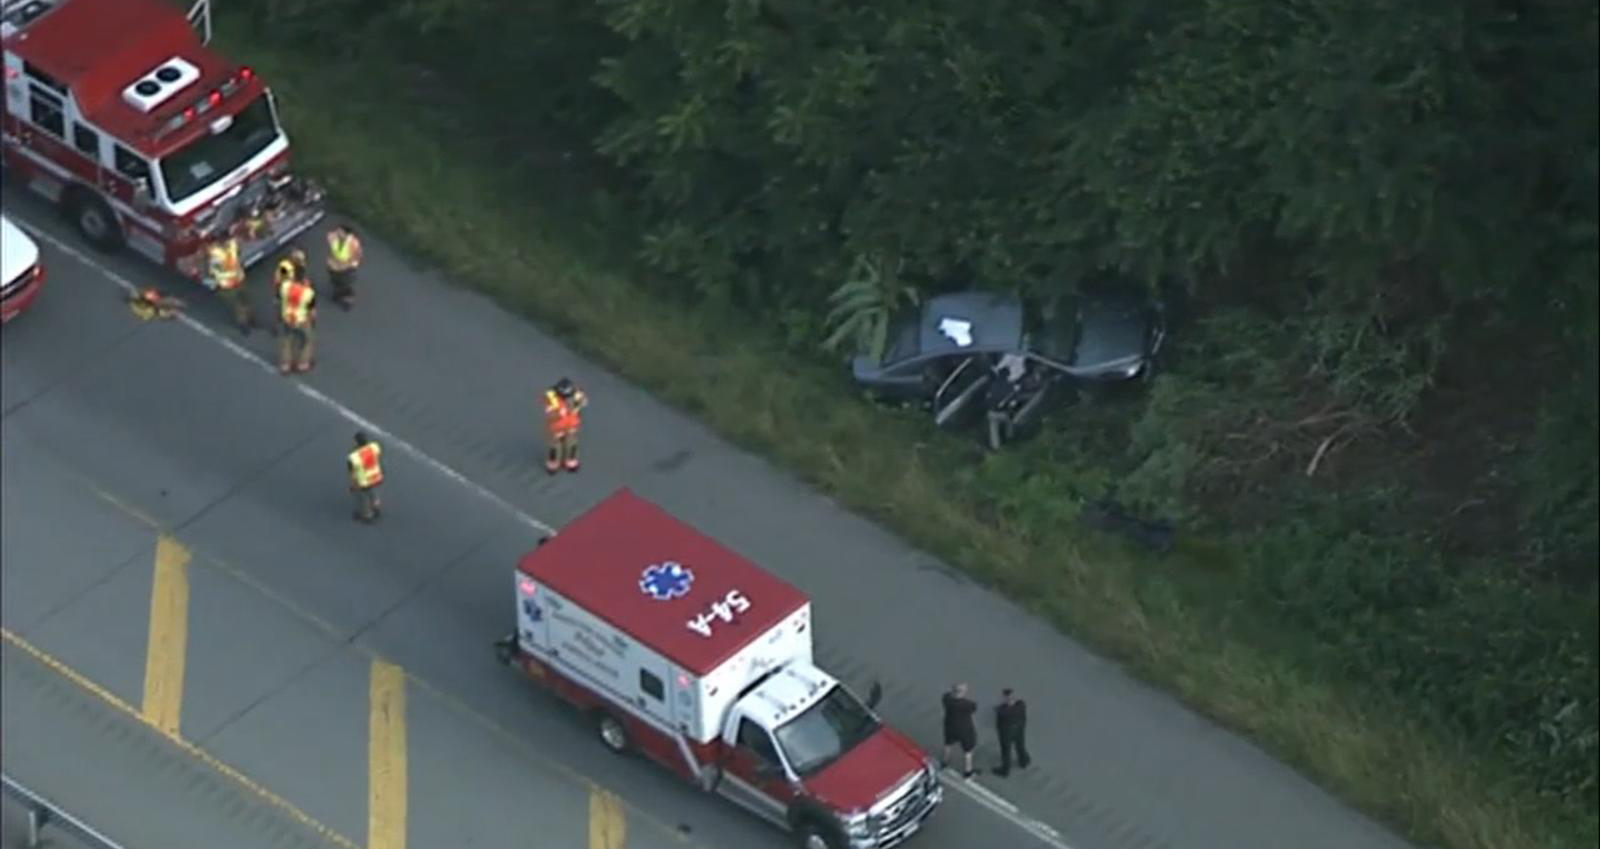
top-left (274, 247), bottom-right (308, 290)
top-left (543, 377), bottom-right (588, 474)
top-left (325, 223), bottom-right (364, 310)
top-left (208, 235), bottom-right (256, 333)
top-left (276, 266), bottom-right (317, 374)
top-left (347, 431), bottom-right (384, 523)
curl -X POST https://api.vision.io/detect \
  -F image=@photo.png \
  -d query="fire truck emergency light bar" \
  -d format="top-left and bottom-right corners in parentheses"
top-left (157, 65), bottom-right (253, 137)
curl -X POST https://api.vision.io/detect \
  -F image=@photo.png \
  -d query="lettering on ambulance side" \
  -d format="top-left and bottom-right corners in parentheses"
top-left (687, 590), bottom-right (752, 638)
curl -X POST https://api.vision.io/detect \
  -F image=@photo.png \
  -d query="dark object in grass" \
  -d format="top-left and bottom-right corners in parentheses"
top-left (1081, 500), bottom-right (1177, 555)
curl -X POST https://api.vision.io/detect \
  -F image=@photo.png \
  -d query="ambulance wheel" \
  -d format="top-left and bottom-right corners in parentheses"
top-left (595, 712), bottom-right (630, 755)
top-left (65, 189), bottom-right (123, 252)
top-left (795, 820), bottom-right (844, 849)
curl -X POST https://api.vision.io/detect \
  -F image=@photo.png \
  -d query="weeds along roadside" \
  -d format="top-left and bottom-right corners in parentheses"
top-left (218, 36), bottom-right (1596, 849)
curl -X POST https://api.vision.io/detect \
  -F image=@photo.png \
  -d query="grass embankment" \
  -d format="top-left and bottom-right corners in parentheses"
top-left (226, 39), bottom-right (1590, 849)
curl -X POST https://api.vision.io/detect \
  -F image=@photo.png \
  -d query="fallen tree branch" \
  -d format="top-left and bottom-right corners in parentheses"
top-left (1303, 420), bottom-right (1377, 477)
top-left (1305, 433), bottom-right (1340, 477)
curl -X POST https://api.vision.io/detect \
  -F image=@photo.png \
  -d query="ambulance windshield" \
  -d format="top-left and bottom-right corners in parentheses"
top-left (773, 684), bottom-right (882, 777)
top-left (159, 94), bottom-right (281, 204)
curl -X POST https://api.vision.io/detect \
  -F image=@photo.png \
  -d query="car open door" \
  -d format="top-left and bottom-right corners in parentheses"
top-left (931, 355), bottom-right (992, 429)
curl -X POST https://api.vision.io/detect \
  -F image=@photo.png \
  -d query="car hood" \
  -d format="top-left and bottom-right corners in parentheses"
top-left (1043, 295), bottom-right (1152, 371)
top-left (802, 726), bottom-right (927, 812)
top-left (1, 217), bottom-right (40, 289)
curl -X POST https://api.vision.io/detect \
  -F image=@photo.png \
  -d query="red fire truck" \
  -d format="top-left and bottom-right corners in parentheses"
top-left (498, 489), bottom-right (945, 849)
top-left (1, 0), bottom-right (323, 280)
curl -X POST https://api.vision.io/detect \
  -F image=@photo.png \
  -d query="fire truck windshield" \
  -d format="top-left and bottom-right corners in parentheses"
top-left (159, 94), bottom-right (281, 204)
top-left (773, 684), bottom-right (883, 778)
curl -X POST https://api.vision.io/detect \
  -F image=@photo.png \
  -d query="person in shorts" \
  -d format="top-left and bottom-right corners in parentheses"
top-left (941, 682), bottom-right (979, 778)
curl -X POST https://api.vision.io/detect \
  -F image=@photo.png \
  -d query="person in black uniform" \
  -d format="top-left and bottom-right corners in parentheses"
top-left (941, 682), bottom-right (979, 778)
top-left (992, 688), bottom-right (1031, 777)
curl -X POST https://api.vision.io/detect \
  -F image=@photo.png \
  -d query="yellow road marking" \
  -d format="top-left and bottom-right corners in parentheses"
top-left (368, 659), bottom-right (409, 849)
top-left (59, 470), bottom-right (701, 846)
top-left (1, 628), bottom-right (361, 849)
top-left (589, 786), bottom-right (627, 849)
top-left (141, 535), bottom-right (191, 736)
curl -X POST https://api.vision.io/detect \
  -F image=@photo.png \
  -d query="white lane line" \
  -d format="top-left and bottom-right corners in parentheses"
top-left (941, 774), bottom-right (1075, 849)
top-left (11, 218), bottom-right (555, 537)
top-left (16, 214), bottom-right (1076, 848)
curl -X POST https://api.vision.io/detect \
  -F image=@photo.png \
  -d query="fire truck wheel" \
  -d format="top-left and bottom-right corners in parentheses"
top-left (65, 190), bottom-right (124, 252)
top-left (595, 712), bottom-right (630, 754)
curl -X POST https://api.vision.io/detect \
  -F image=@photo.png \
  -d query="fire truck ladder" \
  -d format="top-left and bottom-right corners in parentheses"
top-left (185, 0), bottom-right (212, 45)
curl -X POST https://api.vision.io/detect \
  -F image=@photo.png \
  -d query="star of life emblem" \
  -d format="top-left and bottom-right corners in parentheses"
top-left (938, 317), bottom-right (974, 347)
top-left (640, 561), bottom-right (695, 601)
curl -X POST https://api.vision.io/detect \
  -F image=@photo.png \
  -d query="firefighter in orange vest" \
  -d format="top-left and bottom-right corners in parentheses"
top-left (325, 223), bottom-right (363, 310)
top-left (543, 377), bottom-right (588, 474)
top-left (207, 233), bottom-right (256, 333)
top-left (275, 261), bottom-right (317, 374)
top-left (348, 432), bottom-right (384, 523)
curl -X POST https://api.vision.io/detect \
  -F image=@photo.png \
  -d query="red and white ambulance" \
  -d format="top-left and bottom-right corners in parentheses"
top-left (499, 489), bottom-right (944, 849)
top-left (1, 0), bottom-right (323, 279)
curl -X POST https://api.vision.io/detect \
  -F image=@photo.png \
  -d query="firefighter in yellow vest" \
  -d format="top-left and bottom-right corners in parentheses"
top-left (274, 247), bottom-right (308, 290)
top-left (347, 432), bottom-right (384, 523)
top-left (276, 265), bottom-right (317, 374)
top-left (543, 377), bottom-right (588, 474)
top-left (326, 223), bottom-right (364, 310)
top-left (207, 234), bottom-right (256, 333)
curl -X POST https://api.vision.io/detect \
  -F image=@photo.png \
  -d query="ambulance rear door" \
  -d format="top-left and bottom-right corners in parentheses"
top-left (515, 570), bottom-right (551, 656)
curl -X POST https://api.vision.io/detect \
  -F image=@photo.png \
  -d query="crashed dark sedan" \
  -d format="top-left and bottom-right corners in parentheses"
top-left (850, 290), bottom-right (1166, 447)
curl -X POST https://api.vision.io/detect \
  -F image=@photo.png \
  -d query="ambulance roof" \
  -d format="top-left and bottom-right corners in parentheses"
top-left (4, 0), bottom-right (258, 155)
top-left (520, 489), bottom-right (810, 677)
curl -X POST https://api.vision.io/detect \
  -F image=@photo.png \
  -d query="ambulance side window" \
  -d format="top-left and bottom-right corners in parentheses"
top-left (114, 145), bottom-right (150, 180)
top-left (27, 86), bottom-right (64, 138)
top-left (639, 669), bottom-right (664, 702)
top-left (737, 718), bottom-right (780, 766)
top-left (22, 63), bottom-right (66, 95)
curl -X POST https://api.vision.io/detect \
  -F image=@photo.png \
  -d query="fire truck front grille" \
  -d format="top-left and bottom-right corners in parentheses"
top-left (211, 177), bottom-right (270, 232)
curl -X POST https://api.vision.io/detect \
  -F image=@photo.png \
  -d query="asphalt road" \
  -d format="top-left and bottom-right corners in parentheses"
top-left (1, 197), bottom-right (1061, 849)
top-left (0, 185), bottom-right (1416, 849)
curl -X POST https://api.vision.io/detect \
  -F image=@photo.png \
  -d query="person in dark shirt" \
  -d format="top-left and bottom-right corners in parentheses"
top-left (941, 682), bottom-right (979, 778)
top-left (992, 688), bottom-right (1031, 776)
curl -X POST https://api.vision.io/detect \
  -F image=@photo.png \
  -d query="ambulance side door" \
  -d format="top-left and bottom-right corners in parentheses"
top-left (715, 713), bottom-right (796, 826)
top-left (632, 653), bottom-right (673, 726)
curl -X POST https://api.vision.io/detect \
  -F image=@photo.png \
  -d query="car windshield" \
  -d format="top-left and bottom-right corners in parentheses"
top-left (159, 94), bottom-right (280, 204)
top-left (772, 684), bottom-right (882, 777)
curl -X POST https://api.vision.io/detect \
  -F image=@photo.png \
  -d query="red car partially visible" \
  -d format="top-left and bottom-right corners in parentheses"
top-left (1, 214), bottom-right (45, 323)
